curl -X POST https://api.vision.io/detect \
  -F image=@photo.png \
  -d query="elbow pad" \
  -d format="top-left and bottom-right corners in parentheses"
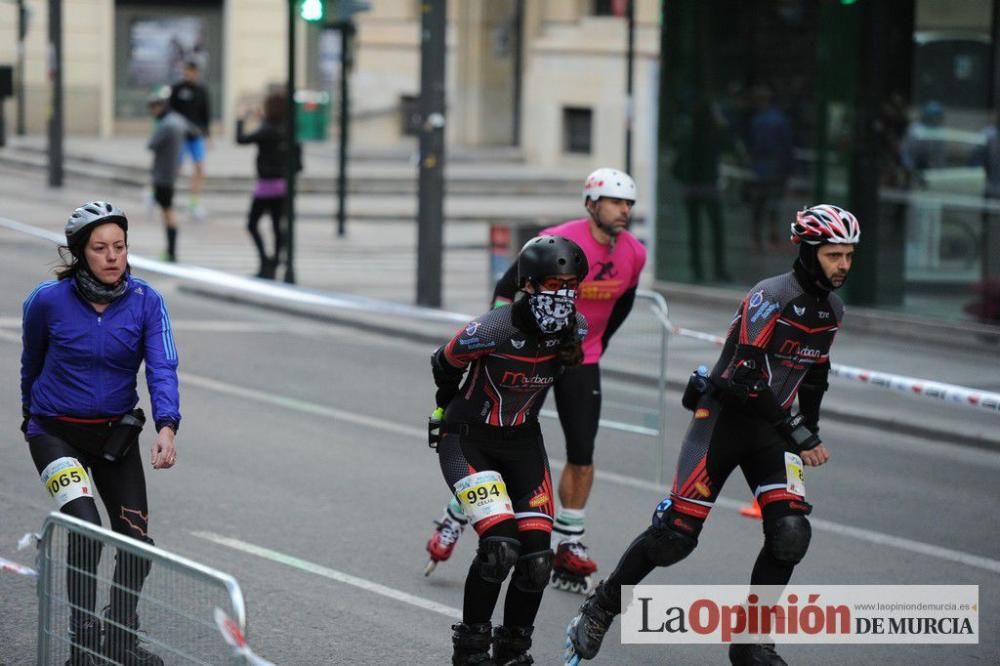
top-left (431, 346), bottom-right (464, 383)
top-left (431, 346), bottom-right (464, 408)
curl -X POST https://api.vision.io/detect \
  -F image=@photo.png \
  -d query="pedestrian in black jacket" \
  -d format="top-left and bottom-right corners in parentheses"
top-left (236, 93), bottom-right (291, 279)
top-left (170, 60), bottom-right (210, 219)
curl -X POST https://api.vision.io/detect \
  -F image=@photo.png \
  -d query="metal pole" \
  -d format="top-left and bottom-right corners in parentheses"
top-left (511, 0), bottom-right (523, 147)
top-left (17, 0), bottom-right (26, 135)
top-left (47, 0), bottom-right (62, 187)
top-left (336, 23), bottom-right (353, 238)
top-left (416, 0), bottom-right (446, 307)
top-left (624, 0), bottom-right (635, 174)
top-left (285, 0), bottom-right (297, 284)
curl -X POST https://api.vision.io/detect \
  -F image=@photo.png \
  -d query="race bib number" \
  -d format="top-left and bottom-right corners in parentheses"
top-left (784, 451), bottom-right (805, 497)
top-left (454, 471), bottom-right (514, 525)
top-left (40, 457), bottom-right (93, 508)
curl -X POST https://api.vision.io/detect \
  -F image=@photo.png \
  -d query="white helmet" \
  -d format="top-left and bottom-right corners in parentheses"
top-left (583, 168), bottom-right (637, 205)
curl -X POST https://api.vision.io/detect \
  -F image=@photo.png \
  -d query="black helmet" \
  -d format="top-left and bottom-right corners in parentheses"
top-left (65, 201), bottom-right (128, 254)
top-left (517, 235), bottom-right (588, 287)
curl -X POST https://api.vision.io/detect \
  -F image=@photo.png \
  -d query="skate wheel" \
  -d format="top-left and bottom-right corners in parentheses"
top-left (423, 559), bottom-right (438, 576)
top-left (581, 576), bottom-right (596, 595)
top-left (563, 617), bottom-right (582, 665)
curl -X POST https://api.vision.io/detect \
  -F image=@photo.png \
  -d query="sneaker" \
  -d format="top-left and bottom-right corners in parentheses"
top-left (565, 585), bottom-right (616, 661)
top-left (103, 614), bottom-right (163, 666)
top-left (189, 204), bottom-right (207, 222)
top-left (729, 642), bottom-right (788, 666)
top-left (66, 618), bottom-right (104, 666)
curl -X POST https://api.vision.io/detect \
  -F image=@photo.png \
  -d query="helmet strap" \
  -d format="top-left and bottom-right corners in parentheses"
top-left (586, 200), bottom-right (618, 248)
top-left (795, 244), bottom-right (837, 293)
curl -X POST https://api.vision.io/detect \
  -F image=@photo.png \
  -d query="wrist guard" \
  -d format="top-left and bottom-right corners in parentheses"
top-left (776, 413), bottom-right (822, 452)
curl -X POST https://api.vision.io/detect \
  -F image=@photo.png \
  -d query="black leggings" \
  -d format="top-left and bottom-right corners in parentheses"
top-left (247, 196), bottom-right (285, 264)
top-left (600, 398), bottom-right (812, 611)
top-left (438, 432), bottom-right (555, 627)
top-left (29, 433), bottom-right (153, 627)
top-left (553, 363), bottom-right (602, 466)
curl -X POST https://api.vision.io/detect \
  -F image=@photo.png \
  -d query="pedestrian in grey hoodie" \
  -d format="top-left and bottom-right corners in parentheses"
top-left (147, 86), bottom-right (193, 262)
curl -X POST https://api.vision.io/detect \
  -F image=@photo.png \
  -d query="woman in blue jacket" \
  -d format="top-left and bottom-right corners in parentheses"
top-left (21, 201), bottom-right (180, 666)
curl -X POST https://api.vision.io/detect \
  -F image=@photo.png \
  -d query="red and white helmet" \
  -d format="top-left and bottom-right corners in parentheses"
top-left (583, 168), bottom-right (637, 205)
top-left (790, 204), bottom-right (860, 245)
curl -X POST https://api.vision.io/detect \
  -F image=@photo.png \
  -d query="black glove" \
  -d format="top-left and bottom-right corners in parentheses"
top-left (556, 337), bottom-right (584, 367)
top-left (776, 413), bottom-right (822, 452)
top-left (20, 407), bottom-right (29, 435)
top-left (431, 348), bottom-right (464, 408)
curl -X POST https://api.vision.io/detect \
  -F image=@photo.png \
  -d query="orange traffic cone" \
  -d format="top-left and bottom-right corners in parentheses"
top-left (739, 497), bottom-right (762, 520)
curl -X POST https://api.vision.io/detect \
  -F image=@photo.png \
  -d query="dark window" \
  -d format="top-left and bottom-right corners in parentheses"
top-left (563, 107), bottom-right (593, 154)
top-left (593, 0), bottom-right (616, 16)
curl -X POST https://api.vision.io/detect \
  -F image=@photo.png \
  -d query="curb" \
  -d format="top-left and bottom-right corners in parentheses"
top-left (180, 283), bottom-right (1000, 452)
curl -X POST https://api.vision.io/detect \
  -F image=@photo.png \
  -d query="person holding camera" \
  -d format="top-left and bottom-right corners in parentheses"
top-left (21, 201), bottom-right (180, 666)
top-left (236, 92), bottom-right (293, 280)
top-left (564, 204), bottom-right (859, 666)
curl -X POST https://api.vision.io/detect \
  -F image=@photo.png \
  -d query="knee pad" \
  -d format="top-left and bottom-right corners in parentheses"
top-left (475, 537), bottom-right (520, 583)
top-left (511, 549), bottom-right (554, 593)
top-left (641, 523), bottom-right (698, 567)
top-left (765, 514), bottom-right (811, 565)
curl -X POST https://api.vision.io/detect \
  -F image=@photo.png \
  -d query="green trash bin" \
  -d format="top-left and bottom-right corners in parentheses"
top-left (294, 90), bottom-right (330, 142)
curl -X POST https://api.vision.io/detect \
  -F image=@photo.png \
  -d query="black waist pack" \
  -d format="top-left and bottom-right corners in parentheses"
top-left (102, 408), bottom-right (146, 462)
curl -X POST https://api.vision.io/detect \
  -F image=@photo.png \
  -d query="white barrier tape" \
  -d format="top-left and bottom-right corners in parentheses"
top-left (17, 532), bottom-right (40, 550)
top-left (830, 364), bottom-right (1000, 414)
top-left (671, 324), bottom-right (725, 347)
top-left (0, 555), bottom-right (38, 578)
top-left (214, 608), bottom-right (275, 666)
top-left (665, 322), bottom-right (1000, 416)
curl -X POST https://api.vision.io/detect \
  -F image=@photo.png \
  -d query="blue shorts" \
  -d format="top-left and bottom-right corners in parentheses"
top-left (179, 136), bottom-right (206, 164)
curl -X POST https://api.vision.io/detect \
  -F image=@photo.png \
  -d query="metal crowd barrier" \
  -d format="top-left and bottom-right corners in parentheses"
top-left (541, 289), bottom-right (673, 483)
top-left (36, 512), bottom-right (246, 665)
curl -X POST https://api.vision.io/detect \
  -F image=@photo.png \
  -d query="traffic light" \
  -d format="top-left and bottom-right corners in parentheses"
top-left (300, 0), bottom-right (324, 22)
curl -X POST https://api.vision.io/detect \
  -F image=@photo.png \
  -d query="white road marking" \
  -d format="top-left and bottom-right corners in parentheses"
top-left (178, 370), bottom-right (1000, 577)
top-left (178, 371), bottom-right (425, 440)
top-left (192, 531), bottom-right (462, 620)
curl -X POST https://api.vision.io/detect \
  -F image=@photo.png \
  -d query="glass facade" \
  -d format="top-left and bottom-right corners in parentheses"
top-left (655, 0), bottom-right (1000, 327)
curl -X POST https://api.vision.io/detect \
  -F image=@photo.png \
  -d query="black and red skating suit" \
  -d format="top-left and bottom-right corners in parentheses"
top-left (441, 305), bottom-right (588, 427)
top-left (434, 303), bottom-right (587, 537)
top-left (711, 267), bottom-right (844, 420)
top-left (669, 265), bottom-right (843, 522)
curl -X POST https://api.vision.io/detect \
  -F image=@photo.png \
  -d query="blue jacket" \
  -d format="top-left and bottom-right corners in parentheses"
top-left (21, 275), bottom-right (181, 431)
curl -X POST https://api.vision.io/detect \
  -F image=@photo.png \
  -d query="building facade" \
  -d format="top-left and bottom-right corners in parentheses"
top-left (655, 0), bottom-right (1000, 324)
top-left (0, 0), bottom-right (658, 175)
